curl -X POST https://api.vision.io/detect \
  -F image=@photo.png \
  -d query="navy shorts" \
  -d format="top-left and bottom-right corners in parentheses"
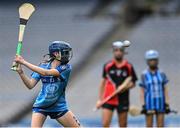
top-left (33, 108), bottom-right (69, 119)
top-left (102, 103), bottom-right (129, 113)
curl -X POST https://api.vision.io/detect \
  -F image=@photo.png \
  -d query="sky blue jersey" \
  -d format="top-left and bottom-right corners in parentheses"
top-left (139, 69), bottom-right (169, 112)
top-left (31, 62), bottom-right (72, 112)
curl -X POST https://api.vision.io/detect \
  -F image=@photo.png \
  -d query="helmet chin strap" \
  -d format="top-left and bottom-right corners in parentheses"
top-left (55, 57), bottom-right (61, 61)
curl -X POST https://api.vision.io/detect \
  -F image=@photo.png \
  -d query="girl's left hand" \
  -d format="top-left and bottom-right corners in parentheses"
top-left (14, 55), bottom-right (25, 64)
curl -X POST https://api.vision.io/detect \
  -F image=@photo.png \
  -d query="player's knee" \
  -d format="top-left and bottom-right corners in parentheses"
top-left (118, 111), bottom-right (128, 127)
top-left (31, 122), bottom-right (41, 128)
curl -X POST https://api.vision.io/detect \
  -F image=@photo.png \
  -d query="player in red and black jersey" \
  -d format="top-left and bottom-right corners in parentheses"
top-left (96, 41), bottom-right (137, 127)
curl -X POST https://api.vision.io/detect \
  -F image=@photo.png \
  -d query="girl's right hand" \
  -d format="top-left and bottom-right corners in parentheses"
top-left (14, 55), bottom-right (25, 65)
top-left (96, 100), bottom-right (102, 109)
top-left (16, 64), bottom-right (23, 74)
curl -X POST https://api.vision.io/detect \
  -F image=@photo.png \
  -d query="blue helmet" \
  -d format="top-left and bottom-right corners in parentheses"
top-left (145, 50), bottom-right (159, 60)
top-left (49, 41), bottom-right (73, 64)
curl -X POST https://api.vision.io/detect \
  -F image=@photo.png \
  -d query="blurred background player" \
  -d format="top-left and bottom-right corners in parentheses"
top-left (96, 41), bottom-right (138, 127)
top-left (14, 41), bottom-right (80, 127)
top-left (139, 50), bottom-right (170, 127)
top-left (0, 0), bottom-right (180, 126)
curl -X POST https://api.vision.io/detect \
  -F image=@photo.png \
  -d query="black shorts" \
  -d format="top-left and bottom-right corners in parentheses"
top-left (33, 108), bottom-right (68, 119)
top-left (102, 103), bottom-right (129, 113)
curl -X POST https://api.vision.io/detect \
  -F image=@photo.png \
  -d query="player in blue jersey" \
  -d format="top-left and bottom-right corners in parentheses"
top-left (14, 41), bottom-right (80, 127)
top-left (139, 50), bottom-right (170, 127)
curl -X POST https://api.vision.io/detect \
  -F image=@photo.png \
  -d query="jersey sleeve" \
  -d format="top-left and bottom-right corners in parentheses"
top-left (139, 74), bottom-right (145, 88)
top-left (31, 64), bottom-right (44, 81)
top-left (130, 65), bottom-right (138, 83)
top-left (161, 72), bottom-right (169, 86)
top-left (56, 65), bottom-right (72, 82)
top-left (102, 64), bottom-right (107, 79)
top-left (31, 72), bottom-right (41, 81)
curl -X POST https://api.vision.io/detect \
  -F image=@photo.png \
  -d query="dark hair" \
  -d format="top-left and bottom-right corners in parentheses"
top-left (38, 54), bottom-right (55, 65)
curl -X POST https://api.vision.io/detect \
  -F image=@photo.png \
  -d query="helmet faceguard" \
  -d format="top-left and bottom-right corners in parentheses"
top-left (59, 47), bottom-right (73, 64)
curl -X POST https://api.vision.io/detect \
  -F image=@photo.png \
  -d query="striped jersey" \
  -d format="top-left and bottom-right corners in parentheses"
top-left (139, 69), bottom-right (169, 112)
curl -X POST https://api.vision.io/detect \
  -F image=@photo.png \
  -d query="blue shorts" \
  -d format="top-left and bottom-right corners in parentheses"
top-left (33, 108), bottom-right (69, 119)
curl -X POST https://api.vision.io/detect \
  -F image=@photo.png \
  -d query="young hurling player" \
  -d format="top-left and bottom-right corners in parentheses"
top-left (96, 41), bottom-right (137, 127)
top-left (14, 41), bottom-right (81, 127)
top-left (139, 50), bottom-right (170, 127)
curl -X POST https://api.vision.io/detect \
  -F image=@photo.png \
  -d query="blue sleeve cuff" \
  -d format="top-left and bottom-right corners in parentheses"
top-left (56, 66), bottom-right (65, 74)
top-left (163, 79), bottom-right (169, 86)
top-left (139, 81), bottom-right (145, 88)
top-left (31, 72), bottom-right (41, 81)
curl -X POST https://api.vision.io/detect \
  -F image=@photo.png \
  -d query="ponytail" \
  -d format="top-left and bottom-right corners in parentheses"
top-left (38, 54), bottom-right (55, 65)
